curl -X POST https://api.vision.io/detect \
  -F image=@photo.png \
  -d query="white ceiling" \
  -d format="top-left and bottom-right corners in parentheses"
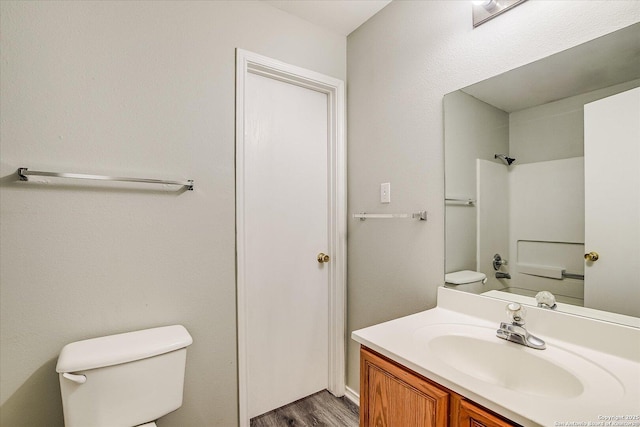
top-left (264, 0), bottom-right (392, 36)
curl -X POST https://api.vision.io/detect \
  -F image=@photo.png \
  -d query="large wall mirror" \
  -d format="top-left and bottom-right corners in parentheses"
top-left (444, 23), bottom-right (640, 327)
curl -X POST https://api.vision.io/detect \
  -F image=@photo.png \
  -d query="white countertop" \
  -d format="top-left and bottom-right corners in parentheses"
top-left (352, 287), bottom-right (640, 426)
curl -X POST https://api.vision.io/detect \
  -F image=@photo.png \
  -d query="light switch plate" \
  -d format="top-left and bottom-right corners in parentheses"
top-left (380, 182), bottom-right (390, 204)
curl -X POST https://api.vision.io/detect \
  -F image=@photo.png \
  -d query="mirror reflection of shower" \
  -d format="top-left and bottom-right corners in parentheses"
top-left (495, 153), bottom-right (516, 165)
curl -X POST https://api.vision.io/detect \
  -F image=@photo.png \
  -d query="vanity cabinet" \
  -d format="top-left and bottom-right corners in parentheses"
top-left (451, 394), bottom-right (513, 427)
top-left (360, 347), bottom-right (516, 427)
top-left (360, 346), bottom-right (448, 426)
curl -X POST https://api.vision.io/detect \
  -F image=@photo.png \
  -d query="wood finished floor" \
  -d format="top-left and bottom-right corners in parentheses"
top-left (250, 390), bottom-right (359, 427)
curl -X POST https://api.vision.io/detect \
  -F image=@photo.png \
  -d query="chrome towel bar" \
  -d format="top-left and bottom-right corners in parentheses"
top-left (353, 211), bottom-right (427, 221)
top-left (18, 167), bottom-right (194, 191)
top-left (445, 198), bottom-right (476, 205)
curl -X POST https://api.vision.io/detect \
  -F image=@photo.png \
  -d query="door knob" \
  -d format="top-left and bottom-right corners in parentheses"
top-left (584, 251), bottom-right (599, 262)
top-left (317, 253), bottom-right (330, 263)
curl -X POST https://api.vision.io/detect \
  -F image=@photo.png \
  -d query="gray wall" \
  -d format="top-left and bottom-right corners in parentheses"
top-left (444, 90), bottom-right (508, 274)
top-left (0, 2), bottom-right (345, 426)
top-left (346, 0), bottom-right (639, 394)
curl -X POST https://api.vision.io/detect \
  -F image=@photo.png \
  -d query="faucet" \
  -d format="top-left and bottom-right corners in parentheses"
top-left (495, 271), bottom-right (511, 279)
top-left (496, 303), bottom-right (546, 350)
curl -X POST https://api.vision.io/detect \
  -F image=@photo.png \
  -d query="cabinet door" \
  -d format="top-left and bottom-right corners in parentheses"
top-left (451, 394), bottom-right (515, 427)
top-left (360, 347), bottom-right (448, 427)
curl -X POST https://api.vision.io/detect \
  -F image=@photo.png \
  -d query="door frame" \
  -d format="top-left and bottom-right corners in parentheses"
top-left (235, 49), bottom-right (346, 426)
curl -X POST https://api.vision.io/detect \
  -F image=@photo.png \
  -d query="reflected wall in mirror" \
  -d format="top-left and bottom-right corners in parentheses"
top-left (444, 23), bottom-right (640, 327)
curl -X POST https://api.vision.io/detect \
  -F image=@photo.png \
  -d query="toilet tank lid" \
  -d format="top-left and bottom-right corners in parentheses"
top-left (445, 270), bottom-right (486, 285)
top-left (56, 325), bottom-right (193, 373)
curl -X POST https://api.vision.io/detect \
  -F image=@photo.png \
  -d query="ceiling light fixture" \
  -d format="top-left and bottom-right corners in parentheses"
top-left (472, 0), bottom-right (527, 28)
top-left (473, 0), bottom-right (499, 12)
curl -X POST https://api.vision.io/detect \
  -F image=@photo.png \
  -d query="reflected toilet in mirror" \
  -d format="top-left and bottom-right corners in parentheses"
top-left (445, 270), bottom-right (488, 293)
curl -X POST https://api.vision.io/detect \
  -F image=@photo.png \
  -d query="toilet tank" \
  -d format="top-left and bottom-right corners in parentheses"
top-left (56, 325), bottom-right (193, 427)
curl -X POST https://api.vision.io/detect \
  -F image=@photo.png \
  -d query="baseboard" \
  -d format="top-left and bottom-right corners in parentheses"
top-left (344, 386), bottom-right (360, 407)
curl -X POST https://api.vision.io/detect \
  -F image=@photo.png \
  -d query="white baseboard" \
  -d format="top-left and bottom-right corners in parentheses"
top-left (344, 386), bottom-right (360, 407)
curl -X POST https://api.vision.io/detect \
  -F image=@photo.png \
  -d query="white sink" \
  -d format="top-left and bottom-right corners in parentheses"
top-left (429, 334), bottom-right (582, 398)
top-left (353, 288), bottom-right (640, 426)
top-left (413, 323), bottom-right (625, 401)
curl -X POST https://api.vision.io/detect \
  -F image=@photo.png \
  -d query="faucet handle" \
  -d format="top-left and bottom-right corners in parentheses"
top-left (535, 291), bottom-right (557, 309)
top-left (506, 302), bottom-right (526, 325)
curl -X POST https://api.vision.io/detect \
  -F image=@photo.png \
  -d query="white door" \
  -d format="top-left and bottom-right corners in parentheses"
top-left (584, 87), bottom-right (640, 317)
top-left (236, 50), bottom-right (346, 425)
top-left (245, 71), bottom-right (329, 418)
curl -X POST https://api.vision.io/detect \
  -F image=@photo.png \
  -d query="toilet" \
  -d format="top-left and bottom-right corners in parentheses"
top-left (444, 270), bottom-right (488, 293)
top-left (56, 325), bottom-right (193, 427)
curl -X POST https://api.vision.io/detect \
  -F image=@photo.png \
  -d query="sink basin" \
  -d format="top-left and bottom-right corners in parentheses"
top-left (413, 323), bottom-right (625, 401)
top-left (352, 290), bottom-right (640, 426)
top-left (429, 334), bottom-right (582, 398)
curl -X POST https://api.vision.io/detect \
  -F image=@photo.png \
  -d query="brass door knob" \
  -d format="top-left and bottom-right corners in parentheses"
top-left (584, 251), bottom-right (599, 262)
top-left (317, 253), bottom-right (330, 263)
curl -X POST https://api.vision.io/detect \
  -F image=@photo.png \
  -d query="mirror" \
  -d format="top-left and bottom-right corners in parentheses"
top-left (444, 23), bottom-right (640, 327)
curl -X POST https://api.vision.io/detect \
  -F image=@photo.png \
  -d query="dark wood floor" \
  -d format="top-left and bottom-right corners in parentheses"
top-left (250, 390), bottom-right (359, 427)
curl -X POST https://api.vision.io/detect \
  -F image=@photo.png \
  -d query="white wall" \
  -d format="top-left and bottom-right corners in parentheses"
top-left (0, 2), bottom-right (345, 426)
top-left (347, 0), bottom-right (639, 394)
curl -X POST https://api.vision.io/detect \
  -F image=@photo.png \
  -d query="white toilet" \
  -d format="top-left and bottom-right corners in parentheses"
top-left (56, 325), bottom-right (193, 427)
top-left (444, 270), bottom-right (488, 293)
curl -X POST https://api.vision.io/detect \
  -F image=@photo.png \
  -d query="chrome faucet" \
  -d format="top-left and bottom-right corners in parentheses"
top-left (496, 303), bottom-right (546, 350)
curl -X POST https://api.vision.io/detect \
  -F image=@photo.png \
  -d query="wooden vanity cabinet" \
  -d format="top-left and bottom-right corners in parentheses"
top-left (451, 394), bottom-right (514, 427)
top-left (360, 346), bottom-right (449, 427)
top-left (360, 347), bottom-right (517, 427)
